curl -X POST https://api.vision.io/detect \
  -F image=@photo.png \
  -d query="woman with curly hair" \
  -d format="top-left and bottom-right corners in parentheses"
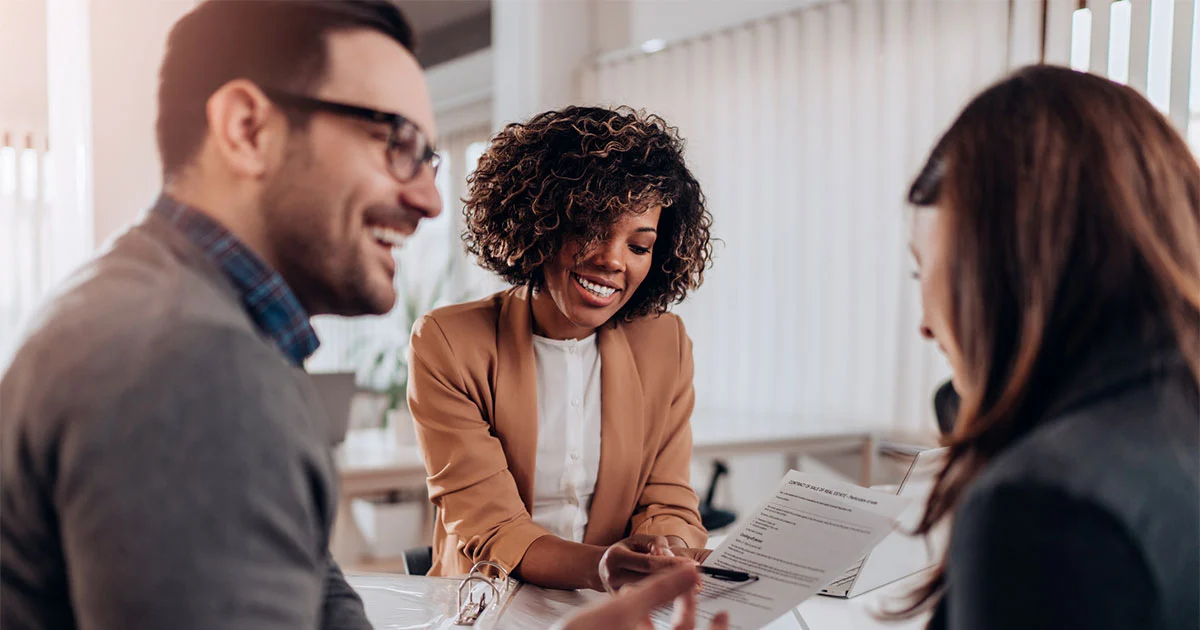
top-left (406, 106), bottom-right (714, 591)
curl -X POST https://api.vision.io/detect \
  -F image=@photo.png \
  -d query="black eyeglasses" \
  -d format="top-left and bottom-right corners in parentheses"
top-left (262, 88), bottom-right (440, 182)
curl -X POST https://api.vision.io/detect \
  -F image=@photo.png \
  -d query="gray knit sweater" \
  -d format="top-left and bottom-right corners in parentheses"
top-left (0, 213), bottom-right (371, 629)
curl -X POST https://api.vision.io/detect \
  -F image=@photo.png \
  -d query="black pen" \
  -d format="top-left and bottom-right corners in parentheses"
top-left (698, 565), bottom-right (757, 582)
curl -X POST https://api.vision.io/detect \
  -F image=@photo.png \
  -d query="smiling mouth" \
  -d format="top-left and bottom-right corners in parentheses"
top-left (368, 225), bottom-right (411, 250)
top-left (571, 272), bottom-right (619, 298)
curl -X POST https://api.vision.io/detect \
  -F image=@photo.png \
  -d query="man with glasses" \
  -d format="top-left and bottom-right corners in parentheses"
top-left (0, 2), bottom-right (440, 628)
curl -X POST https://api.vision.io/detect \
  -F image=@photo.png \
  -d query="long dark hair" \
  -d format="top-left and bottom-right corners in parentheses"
top-left (901, 65), bottom-right (1200, 616)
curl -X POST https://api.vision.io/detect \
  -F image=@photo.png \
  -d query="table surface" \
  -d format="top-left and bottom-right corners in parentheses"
top-left (344, 570), bottom-right (933, 630)
top-left (795, 571), bottom-right (933, 630)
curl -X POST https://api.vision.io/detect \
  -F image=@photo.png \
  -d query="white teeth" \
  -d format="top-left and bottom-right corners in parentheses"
top-left (369, 226), bottom-right (409, 249)
top-left (573, 273), bottom-right (617, 298)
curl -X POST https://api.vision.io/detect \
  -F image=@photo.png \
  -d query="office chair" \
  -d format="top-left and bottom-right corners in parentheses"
top-left (933, 379), bottom-right (959, 436)
top-left (403, 504), bottom-right (438, 576)
top-left (403, 545), bottom-right (434, 576)
top-left (699, 460), bottom-right (737, 532)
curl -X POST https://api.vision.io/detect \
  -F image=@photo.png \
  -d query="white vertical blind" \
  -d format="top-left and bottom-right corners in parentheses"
top-left (1011, 0), bottom-right (1047, 66)
top-left (582, 0), bottom-right (1035, 438)
top-left (1045, 0), bottom-right (1080, 66)
top-left (1170, 0), bottom-right (1196, 129)
top-left (582, 0), bottom-right (1200, 440)
top-left (1061, 0), bottom-right (1200, 144)
top-left (1129, 0), bottom-right (1154, 91)
top-left (1089, 0), bottom-right (1114, 73)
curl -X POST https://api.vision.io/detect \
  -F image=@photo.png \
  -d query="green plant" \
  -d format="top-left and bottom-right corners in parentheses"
top-left (349, 253), bottom-right (466, 425)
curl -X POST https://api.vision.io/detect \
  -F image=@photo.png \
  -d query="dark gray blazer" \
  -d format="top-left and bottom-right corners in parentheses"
top-left (930, 336), bottom-right (1199, 629)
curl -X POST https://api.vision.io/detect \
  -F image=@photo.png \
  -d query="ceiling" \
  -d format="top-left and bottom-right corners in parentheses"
top-left (397, 1), bottom-right (490, 35)
top-left (396, 0), bottom-right (491, 68)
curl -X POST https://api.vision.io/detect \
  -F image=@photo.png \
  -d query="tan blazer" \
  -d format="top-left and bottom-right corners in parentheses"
top-left (407, 286), bottom-right (707, 577)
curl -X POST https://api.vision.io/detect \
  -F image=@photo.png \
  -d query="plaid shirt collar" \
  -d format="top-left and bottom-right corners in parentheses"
top-left (152, 194), bottom-right (320, 366)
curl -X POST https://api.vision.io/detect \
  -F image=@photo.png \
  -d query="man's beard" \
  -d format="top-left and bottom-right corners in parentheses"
top-left (259, 144), bottom-right (379, 317)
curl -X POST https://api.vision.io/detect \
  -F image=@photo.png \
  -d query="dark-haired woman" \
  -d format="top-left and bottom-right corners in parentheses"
top-left (561, 65), bottom-right (1199, 630)
top-left (407, 106), bottom-right (715, 591)
top-left (904, 64), bottom-right (1199, 630)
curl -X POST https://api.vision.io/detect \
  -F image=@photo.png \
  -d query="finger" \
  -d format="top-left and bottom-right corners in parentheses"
top-left (709, 611), bottom-right (730, 630)
top-left (619, 565), bottom-right (701, 617)
top-left (670, 547), bottom-right (709, 564)
top-left (615, 548), bottom-right (694, 574)
top-left (626, 535), bottom-right (673, 556)
top-left (670, 588), bottom-right (697, 630)
top-left (650, 536), bottom-right (674, 556)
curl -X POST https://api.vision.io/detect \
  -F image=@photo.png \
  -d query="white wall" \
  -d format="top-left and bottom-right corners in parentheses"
top-left (4, 0), bottom-right (192, 283)
top-left (427, 48), bottom-right (493, 136)
top-left (86, 0), bottom-right (196, 249)
top-left (492, 0), bottom-right (597, 127)
top-left (628, 0), bottom-right (824, 49)
top-left (593, 0), bottom-right (635, 54)
top-left (590, 0), bottom-right (826, 57)
top-left (0, 0), bottom-right (48, 133)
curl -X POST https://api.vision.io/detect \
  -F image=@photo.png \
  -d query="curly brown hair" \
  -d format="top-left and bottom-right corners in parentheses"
top-left (462, 105), bottom-right (714, 320)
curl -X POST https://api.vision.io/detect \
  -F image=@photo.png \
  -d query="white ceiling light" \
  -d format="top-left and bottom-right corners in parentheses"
top-left (640, 39), bottom-right (666, 54)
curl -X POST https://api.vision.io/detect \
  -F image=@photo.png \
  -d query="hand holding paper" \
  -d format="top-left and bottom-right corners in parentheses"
top-left (599, 534), bottom-right (697, 592)
top-left (647, 471), bottom-right (912, 630)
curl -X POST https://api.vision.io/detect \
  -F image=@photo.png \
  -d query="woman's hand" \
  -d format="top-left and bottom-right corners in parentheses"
top-left (558, 565), bottom-right (730, 630)
top-left (660, 536), bottom-right (712, 564)
top-left (598, 534), bottom-right (695, 593)
top-left (669, 547), bottom-right (712, 564)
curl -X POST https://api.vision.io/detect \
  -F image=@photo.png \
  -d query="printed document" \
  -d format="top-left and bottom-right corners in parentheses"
top-left (647, 471), bottom-right (911, 629)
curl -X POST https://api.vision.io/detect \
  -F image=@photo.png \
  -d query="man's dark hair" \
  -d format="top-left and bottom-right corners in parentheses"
top-left (156, 0), bottom-right (415, 179)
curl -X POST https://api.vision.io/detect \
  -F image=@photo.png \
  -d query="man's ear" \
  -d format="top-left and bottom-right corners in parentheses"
top-left (204, 79), bottom-right (286, 179)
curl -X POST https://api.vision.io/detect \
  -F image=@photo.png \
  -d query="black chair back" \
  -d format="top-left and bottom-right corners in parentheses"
top-left (699, 460), bottom-right (737, 532)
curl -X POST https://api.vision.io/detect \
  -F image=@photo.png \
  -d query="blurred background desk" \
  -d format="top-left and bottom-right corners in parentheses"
top-left (330, 418), bottom-right (938, 572)
top-left (690, 412), bottom-right (939, 530)
top-left (333, 427), bottom-right (429, 572)
top-left (693, 428), bottom-right (879, 485)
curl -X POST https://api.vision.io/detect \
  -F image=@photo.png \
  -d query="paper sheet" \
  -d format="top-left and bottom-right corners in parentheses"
top-left (647, 471), bottom-right (911, 630)
top-left (501, 584), bottom-right (806, 630)
top-left (499, 584), bottom-right (609, 627)
top-left (352, 573), bottom-right (517, 629)
top-left (352, 574), bottom-right (462, 629)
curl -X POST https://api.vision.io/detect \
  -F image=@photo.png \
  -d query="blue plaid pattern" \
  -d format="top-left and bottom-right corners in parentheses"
top-left (153, 195), bottom-right (320, 366)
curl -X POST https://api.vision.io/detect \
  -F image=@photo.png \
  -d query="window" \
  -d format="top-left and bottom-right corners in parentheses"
top-left (0, 132), bottom-right (52, 367)
top-left (1070, 0), bottom-right (1200, 153)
